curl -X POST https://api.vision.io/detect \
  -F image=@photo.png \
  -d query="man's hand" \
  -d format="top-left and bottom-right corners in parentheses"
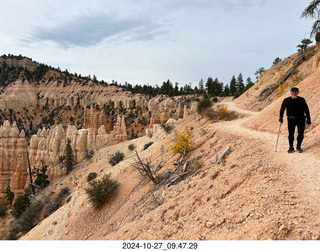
top-left (279, 117), bottom-right (283, 123)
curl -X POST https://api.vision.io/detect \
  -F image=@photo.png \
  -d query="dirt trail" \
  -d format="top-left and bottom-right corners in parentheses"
top-left (221, 101), bottom-right (320, 208)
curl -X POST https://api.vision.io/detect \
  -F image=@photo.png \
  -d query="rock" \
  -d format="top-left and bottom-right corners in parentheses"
top-left (205, 221), bottom-right (214, 228)
top-left (0, 121), bottom-right (28, 205)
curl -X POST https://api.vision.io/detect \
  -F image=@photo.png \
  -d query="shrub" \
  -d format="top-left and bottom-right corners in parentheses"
top-left (11, 193), bottom-right (31, 218)
top-left (85, 174), bottom-right (118, 209)
top-left (204, 105), bottom-right (235, 121)
top-left (0, 205), bottom-right (7, 217)
top-left (128, 143), bottom-right (136, 151)
top-left (217, 106), bottom-right (229, 120)
top-left (109, 151), bottom-right (125, 166)
top-left (5, 185), bottom-right (14, 205)
top-left (169, 130), bottom-right (193, 156)
top-left (143, 142), bottom-right (153, 151)
top-left (197, 98), bottom-right (213, 113)
top-left (87, 172), bottom-right (98, 182)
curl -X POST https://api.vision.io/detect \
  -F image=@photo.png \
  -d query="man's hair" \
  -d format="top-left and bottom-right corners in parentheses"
top-left (291, 87), bottom-right (299, 92)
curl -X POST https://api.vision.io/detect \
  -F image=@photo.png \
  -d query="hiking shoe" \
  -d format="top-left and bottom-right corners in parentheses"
top-left (287, 147), bottom-right (295, 153)
top-left (296, 147), bottom-right (303, 153)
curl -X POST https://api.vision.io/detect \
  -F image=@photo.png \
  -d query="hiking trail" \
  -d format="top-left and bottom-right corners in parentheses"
top-left (221, 101), bottom-right (320, 217)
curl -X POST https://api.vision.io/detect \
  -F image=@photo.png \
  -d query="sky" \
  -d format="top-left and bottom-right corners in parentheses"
top-left (0, 0), bottom-right (316, 87)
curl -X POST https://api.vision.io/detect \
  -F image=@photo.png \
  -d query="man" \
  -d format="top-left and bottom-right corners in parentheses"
top-left (279, 87), bottom-right (311, 153)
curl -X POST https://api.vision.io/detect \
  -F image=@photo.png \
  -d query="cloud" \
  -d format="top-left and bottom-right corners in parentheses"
top-left (22, 12), bottom-right (168, 48)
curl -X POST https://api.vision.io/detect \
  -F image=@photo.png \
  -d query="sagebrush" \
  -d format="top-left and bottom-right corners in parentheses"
top-left (85, 174), bottom-right (118, 209)
top-left (109, 151), bottom-right (125, 166)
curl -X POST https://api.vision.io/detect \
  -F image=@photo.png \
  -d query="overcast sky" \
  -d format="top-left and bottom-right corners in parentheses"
top-left (0, 0), bottom-right (315, 87)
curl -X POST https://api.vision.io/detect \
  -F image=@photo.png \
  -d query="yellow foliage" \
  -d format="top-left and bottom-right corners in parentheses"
top-left (169, 130), bottom-right (194, 155)
top-left (203, 105), bottom-right (230, 121)
top-left (276, 74), bottom-right (302, 97)
top-left (217, 106), bottom-right (228, 120)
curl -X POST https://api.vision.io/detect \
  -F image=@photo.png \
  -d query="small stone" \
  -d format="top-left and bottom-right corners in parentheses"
top-left (205, 221), bottom-right (214, 228)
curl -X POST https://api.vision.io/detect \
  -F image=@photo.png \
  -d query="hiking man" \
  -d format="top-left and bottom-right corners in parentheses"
top-left (279, 87), bottom-right (311, 153)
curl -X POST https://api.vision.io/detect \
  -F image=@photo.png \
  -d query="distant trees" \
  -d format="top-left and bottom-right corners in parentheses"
top-left (205, 77), bottom-right (223, 96)
top-left (229, 75), bottom-right (237, 96)
top-left (297, 38), bottom-right (313, 53)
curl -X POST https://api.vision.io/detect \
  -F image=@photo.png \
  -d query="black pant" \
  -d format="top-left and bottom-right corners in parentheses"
top-left (287, 117), bottom-right (305, 148)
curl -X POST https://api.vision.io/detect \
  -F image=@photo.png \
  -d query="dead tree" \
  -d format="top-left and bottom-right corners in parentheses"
top-left (132, 150), bottom-right (165, 184)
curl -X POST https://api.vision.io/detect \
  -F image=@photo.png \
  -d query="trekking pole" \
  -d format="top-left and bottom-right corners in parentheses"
top-left (275, 123), bottom-right (282, 152)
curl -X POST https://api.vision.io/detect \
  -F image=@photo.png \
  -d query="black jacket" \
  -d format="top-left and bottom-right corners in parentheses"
top-left (279, 96), bottom-right (311, 123)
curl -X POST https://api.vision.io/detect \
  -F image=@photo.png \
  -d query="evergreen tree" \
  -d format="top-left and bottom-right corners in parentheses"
top-left (236, 73), bottom-right (244, 94)
top-left (205, 77), bottom-right (214, 96)
top-left (198, 79), bottom-right (205, 95)
top-left (297, 38), bottom-right (313, 52)
top-left (65, 139), bottom-right (74, 174)
top-left (301, 1), bottom-right (320, 37)
top-left (223, 84), bottom-right (230, 96)
top-left (5, 185), bottom-right (14, 205)
top-left (254, 67), bottom-right (265, 80)
top-left (32, 165), bottom-right (50, 189)
top-left (174, 82), bottom-right (179, 96)
top-left (212, 78), bottom-right (223, 96)
top-left (272, 57), bottom-right (282, 65)
top-left (229, 75), bottom-right (237, 95)
top-left (244, 77), bottom-right (255, 92)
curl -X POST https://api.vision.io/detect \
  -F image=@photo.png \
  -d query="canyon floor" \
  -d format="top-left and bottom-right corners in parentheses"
top-left (18, 99), bottom-right (320, 241)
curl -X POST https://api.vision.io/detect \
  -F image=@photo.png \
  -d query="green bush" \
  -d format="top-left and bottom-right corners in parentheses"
top-left (109, 151), bottom-right (125, 166)
top-left (128, 143), bottom-right (136, 151)
top-left (85, 174), bottom-right (118, 209)
top-left (143, 142), bottom-right (153, 151)
top-left (87, 172), bottom-right (98, 182)
top-left (11, 193), bottom-right (31, 218)
top-left (197, 98), bottom-right (213, 113)
top-left (0, 205), bottom-right (7, 217)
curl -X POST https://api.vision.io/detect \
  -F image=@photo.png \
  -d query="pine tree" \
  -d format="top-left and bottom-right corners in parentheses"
top-left (5, 185), bottom-right (14, 205)
top-left (236, 73), bottom-right (244, 94)
top-left (32, 165), bottom-right (50, 189)
top-left (65, 139), bottom-right (74, 174)
top-left (212, 78), bottom-right (223, 96)
top-left (244, 77), bottom-right (255, 92)
top-left (198, 79), bottom-right (205, 95)
top-left (205, 77), bottom-right (214, 96)
top-left (229, 75), bottom-right (237, 95)
top-left (223, 84), bottom-right (230, 96)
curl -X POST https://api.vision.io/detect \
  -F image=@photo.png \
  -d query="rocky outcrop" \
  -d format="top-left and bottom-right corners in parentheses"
top-left (0, 121), bottom-right (28, 205)
top-left (148, 97), bottom-right (197, 127)
top-left (83, 108), bottom-right (111, 134)
top-left (111, 115), bottom-right (128, 144)
top-left (29, 124), bottom-right (115, 182)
